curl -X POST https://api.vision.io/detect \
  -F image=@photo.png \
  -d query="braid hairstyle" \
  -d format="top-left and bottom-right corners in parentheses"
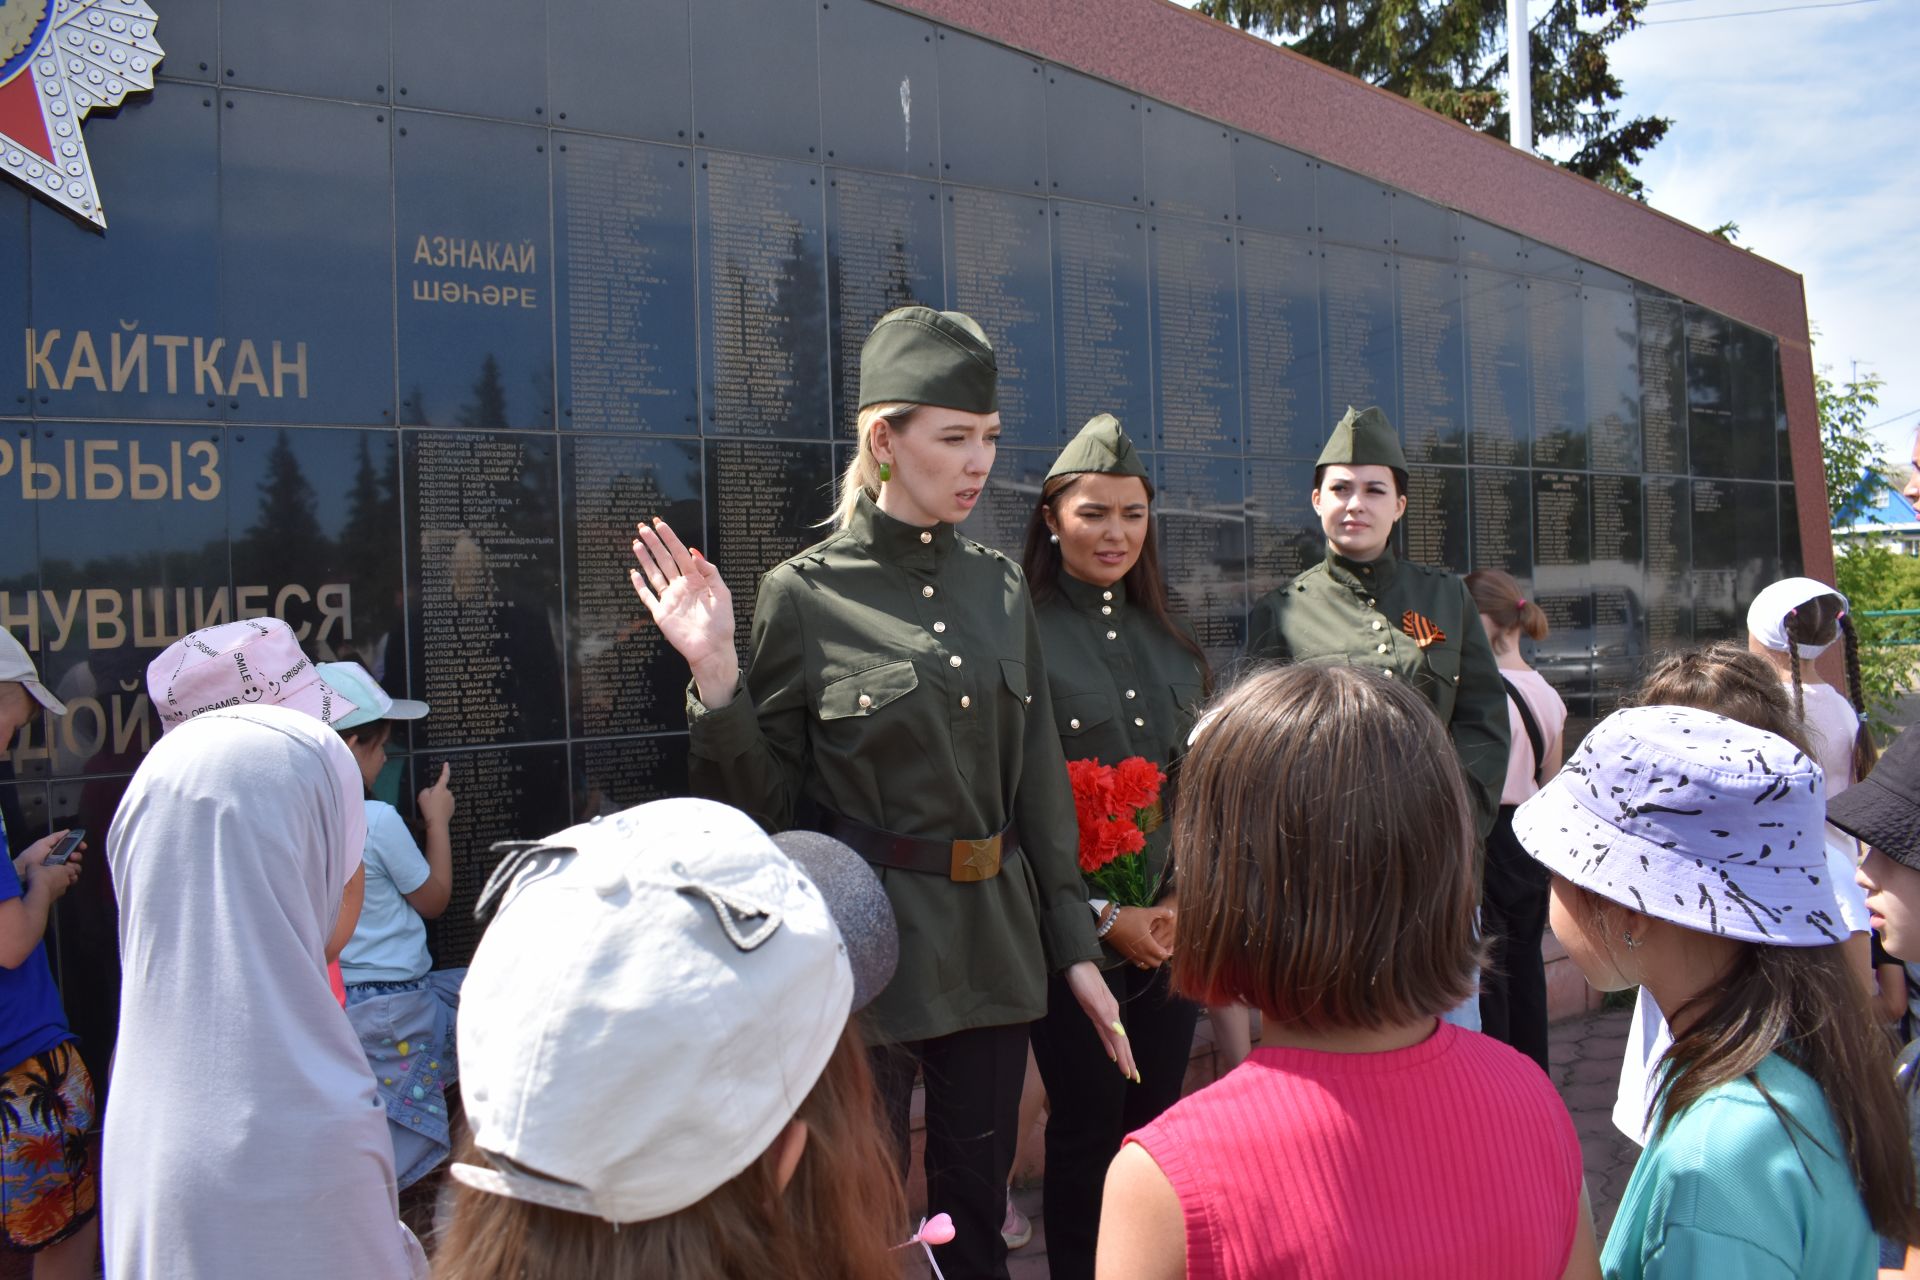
top-left (1785, 630), bottom-right (1806, 723)
top-left (1839, 611), bottom-right (1879, 780)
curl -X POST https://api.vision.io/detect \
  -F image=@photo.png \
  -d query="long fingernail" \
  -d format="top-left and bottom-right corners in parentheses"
top-left (1111, 1021), bottom-right (1128, 1037)
top-left (1132, 1069), bottom-right (1142, 1084)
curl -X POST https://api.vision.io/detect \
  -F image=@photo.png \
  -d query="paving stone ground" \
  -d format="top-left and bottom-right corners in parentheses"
top-left (1002, 1006), bottom-right (1638, 1279)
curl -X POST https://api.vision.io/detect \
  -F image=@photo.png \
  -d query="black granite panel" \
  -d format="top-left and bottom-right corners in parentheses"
top-left (562, 435), bottom-right (702, 737)
top-left (1470, 466), bottom-right (1530, 577)
top-left (548, 0), bottom-right (692, 143)
top-left (697, 151), bottom-right (830, 437)
top-left (828, 171), bottom-right (945, 438)
top-left (1231, 134), bottom-right (1315, 237)
top-left (222, 0), bottom-right (390, 102)
top-left (691, 0), bottom-right (820, 161)
top-left (1645, 474), bottom-right (1693, 649)
top-left (45, 774), bottom-right (129, 1095)
top-left (220, 93), bottom-right (393, 425)
top-left (820, 0), bottom-right (941, 178)
top-left (1459, 216), bottom-right (1527, 272)
top-left (1463, 270), bottom-right (1529, 468)
top-left (1775, 359), bottom-right (1793, 483)
top-left (402, 431), bottom-right (566, 749)
top-left (1396, 258), bottom-right (1465, 466)
top-left (1246, 456), bottom-right (1322, 596)
top-left (394, 113), bottom-right (554, 430)
top-left (1585, 288), bottom-right (1641, 474)
top-left (703, 440), bottom-right (834, 654)
top-left (1321, 246), bottom-right (1397, 428)
top-left (29, 423), bottom-right (228, 775)
top-left (1239, 231), bottom-right (1323, 459)
top-left (1155, 453), bottom-right (1246, 667)
top-left (944, 188), bottom-right (1055, 446)
top-left (1638, 291), bottom-right (1687, 474)
top-left (1316, 165), bottom-right (1390, 249)
top-left (1044, 67), bottom-right (1143, 209)
top-left (1052, 200), bottom-right (1150, 437)
top-left (1685, 305), bottom-right (1735, 479)
top-left (1689, 478), bottom-right (1777, 641)
top-left (149, 0), bottom-right (215, 83)
top-left (422, 744), bottom-right (572, 970)
top-left (393, 0), bottom-right (546, 122)
top-left (1728, 320), bottom-right (1780, 482)
top-left (28, 87), bottom-right (218, 422)
top-left (554, 135), bottom-right (698, 433)
top-left (1143, 104), bottom-right (1232, 223)
top-left (1152, 218), bottom-right (1240, 452)
top-left (971, 445), bottom-right (1052, 560)
top-left (0, 187), bottom-right (25, 410)
top-left (1529, 280), bottom-right (1585, 470)
top-left (1400, 465), bottom-right (1468, 576)
top-left (1780, 484), bottom-right (1804, 578)
top-left (934, 30), bottom-right (1046, 194)
top-left (227, 427), bottom-right (403, 679)
top-left (1590, 472), bottom-right (1646, 704)
top-left (1391, 192), bottom-right (1456, 262)
top-left (571, 734), bottom-right (694, 822)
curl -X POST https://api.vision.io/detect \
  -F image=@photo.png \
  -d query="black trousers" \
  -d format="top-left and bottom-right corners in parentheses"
top-left (1479, 803), bottom-right (1552, 1072)
top-left (872, 1022), bottom-right (1029, 1280)
top-left (1028, 964), bottom-right (1199, 1280)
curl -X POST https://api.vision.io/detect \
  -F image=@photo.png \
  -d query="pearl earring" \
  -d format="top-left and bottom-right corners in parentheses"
top-left (1049, 533), bottom-right (1059, 545)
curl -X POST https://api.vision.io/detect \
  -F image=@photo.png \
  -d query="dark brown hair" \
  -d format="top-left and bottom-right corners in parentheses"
top-left (1312, 463), bottom-right (1406, 498)
top-left (1464, 568), bottom-right (1547, 643)
top-left (1022, 473), bottom-right (1210, 687)
top-left (1610, 643), bottom-right (1920, 1245)
top-left (1777, 593), bottom-right (1879, 783)
top-left (1170, 664), bottom-right (1482, 1028)
top-left (433, 1024), bottom-right (907, 1280)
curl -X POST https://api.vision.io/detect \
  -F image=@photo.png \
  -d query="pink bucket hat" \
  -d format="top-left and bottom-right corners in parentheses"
top-left (146, 619), bottom-right (359, 734)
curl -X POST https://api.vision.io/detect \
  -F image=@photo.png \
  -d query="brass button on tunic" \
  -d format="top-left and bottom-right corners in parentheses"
top-left (687, 495), bottom-right (1101, 1044)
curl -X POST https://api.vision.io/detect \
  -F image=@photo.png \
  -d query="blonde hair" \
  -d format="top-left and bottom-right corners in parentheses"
top-left (829, 403), bottom-right (918, 528)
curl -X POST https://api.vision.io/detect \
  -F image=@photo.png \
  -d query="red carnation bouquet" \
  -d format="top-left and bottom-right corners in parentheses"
top-left (1066, 756), bottom-right (1167, 908)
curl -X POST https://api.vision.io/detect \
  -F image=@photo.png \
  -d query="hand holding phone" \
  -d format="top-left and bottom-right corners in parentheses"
top-left (42, 828), bottom-right (84, 867)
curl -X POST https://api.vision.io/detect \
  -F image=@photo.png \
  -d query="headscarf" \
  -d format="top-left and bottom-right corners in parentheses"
top-left (1747, 576), bottom-right (1848, 659)
top-left (103, 704), bottom-right (425, 1280)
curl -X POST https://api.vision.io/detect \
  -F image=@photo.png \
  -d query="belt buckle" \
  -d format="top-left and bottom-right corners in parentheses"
top-left (949, 835), bottom-right (1002, 883)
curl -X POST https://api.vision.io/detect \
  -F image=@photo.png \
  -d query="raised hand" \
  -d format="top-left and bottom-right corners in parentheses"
top-left (630, 517), bottom-right (740, 707)
top-left (417, 762), bottom-right (456, 829)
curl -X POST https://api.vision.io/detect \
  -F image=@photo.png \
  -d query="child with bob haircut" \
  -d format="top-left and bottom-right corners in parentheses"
top-left (1096, 664), bottom-right (1595, 1280)
top-left (1516, 704), bottom-right (1920, 1278)
top-left (432, 798), bottom-right (911, 1280)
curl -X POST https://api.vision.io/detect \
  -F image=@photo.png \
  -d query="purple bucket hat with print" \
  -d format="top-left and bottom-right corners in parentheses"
top-left (1513, 704), bottom-right (1841, 946)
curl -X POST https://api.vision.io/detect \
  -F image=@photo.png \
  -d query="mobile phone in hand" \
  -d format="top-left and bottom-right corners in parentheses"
top-left (43, 829), bottom-right (84, 867)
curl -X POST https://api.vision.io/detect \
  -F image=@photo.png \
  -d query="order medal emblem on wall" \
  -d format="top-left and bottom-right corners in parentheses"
top-left (0, 0), bottom-right (163, 227)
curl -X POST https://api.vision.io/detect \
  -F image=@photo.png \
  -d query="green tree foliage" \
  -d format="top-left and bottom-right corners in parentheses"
top-left (1822, 366), bottom-right (1911, 735)
top-left (1192, 0), bottom-right (1670, 196)
top-left (1821, 366), bottom-right (1885, 527)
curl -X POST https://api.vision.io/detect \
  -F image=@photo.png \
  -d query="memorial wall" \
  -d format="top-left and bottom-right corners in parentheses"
top-left (0, 0), bottom-right (1804, 1080)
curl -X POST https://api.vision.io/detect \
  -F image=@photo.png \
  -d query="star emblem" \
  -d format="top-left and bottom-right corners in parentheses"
top-left (0, 0), bottom-right (164, 227)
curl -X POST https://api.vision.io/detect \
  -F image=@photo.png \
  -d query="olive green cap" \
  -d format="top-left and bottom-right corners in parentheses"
top-left (1046, 414), bottom-right (1152, 485)
top-left (1315, 405), bottom-right (1408, 476)
top-left (857, 306), bottom-right (998, 414)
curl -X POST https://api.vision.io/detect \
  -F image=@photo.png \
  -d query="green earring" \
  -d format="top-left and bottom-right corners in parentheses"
top-left (878, 461), bottom-right (892, 483)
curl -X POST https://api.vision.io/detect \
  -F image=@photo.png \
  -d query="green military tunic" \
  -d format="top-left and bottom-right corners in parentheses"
top-left (688, 494), bottom-right (1103, 1044)
top-left (1034, 573), bottom-right (1205, 920)
top-left (1246, 547), bottom-right (1510, 832)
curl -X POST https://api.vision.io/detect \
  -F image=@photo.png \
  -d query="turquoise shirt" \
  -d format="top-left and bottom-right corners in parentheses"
top-left (1603, 1054), bottom-right (1874, 1279)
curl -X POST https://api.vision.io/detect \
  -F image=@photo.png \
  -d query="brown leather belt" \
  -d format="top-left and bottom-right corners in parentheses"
top-left (822, 812), bottom-right (1017, 883)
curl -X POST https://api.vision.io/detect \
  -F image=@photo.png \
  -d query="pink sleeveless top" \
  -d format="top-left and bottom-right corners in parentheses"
top-left (1129, 1021), bottom-right (1582, 1279)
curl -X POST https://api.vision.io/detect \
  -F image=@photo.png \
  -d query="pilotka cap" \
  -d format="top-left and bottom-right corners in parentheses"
top-left (1316, 405), bottom-right (1409, 480)
top-left (1047, 413), bottom-right (1152, 487)
top-left (857, 306), bottom-right (998, 414)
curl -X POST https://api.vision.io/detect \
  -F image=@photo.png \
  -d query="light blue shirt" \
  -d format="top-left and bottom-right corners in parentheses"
top-left (1603, 1053), bottom-right (1875, 1279)
top-left (338, 801), bottom-right (432, 984)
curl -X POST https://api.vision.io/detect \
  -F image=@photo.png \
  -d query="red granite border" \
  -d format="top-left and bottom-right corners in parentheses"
top-left (891, 0), bottom-right (1833, 579)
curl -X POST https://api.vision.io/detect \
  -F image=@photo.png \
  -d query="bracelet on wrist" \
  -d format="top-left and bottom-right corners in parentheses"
top-left (1095, 904), bottom-right (1120, 939)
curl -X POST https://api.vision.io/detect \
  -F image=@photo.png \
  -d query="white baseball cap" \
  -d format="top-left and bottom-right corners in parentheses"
top-left (0, 629), bottom-right (64, 715)
top-left (316, 662), bottom-right (429, 731)
top-left (451, 798), bottom-right (897, 1223)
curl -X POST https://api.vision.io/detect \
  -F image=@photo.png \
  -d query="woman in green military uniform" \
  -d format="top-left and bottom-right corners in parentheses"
top-left (1020, 414), bottom-right (1207, 1280)
top-left (1247, 405), bottom-right (1509, 837)
top-left (628, 306), bottom-right (1132, 1280)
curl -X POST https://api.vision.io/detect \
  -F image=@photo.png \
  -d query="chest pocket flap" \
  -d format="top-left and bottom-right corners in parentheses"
top-left (999, 658), bottom-right (1031, 706)
top-left (818, 660), bottom-right (919, 721)
top-left (1052, 689), bottom-right (1114, 738)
